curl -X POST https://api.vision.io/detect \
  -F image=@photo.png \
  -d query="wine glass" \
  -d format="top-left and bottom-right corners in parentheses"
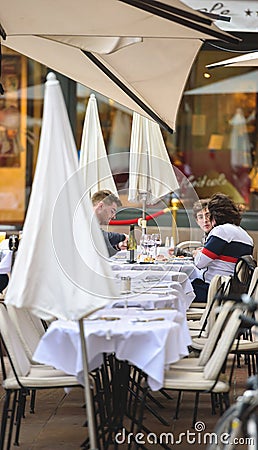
top-left (140, 234), bottom-right (148, 255)
top-left (152, 233), bottom-right (162, 257)
top-left (145, 234), bottom-right (155, 258)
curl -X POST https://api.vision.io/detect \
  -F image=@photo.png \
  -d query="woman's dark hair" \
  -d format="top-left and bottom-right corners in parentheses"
top-left (192, 198), bottom-right (210, 218)
top-left (208, 193), bottom-right (241, 226)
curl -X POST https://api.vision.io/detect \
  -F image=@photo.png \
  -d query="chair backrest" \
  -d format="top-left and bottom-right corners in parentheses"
top-left (198, 274), bottom-right (231, 334)
top-left (0, 303), bottom-right (31, 377)
top-left (175, 241), bottom-right (202, 251)
top-left (229, 255), bottom-right (257, 297)
top-left (248, 266), bottom-right (258, 300)
top-left (247, 267), bottom-right (258, 336)
top-left (6, 304), bottom-right (45, 363)
top-left (198, 300), bottom-right (235, 366)
top-left (203, 307), bottom-right (242, 380)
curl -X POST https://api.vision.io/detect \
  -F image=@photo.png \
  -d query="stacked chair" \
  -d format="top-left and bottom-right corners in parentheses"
top-left (187, 274), bottom-right (232, 339)
top-left (160, 255), bottom-right (257, 426)
top-left (163, 302), bottom-right (246, 427)
top-left (0, 303), bottom-right (82, 450)
top-left (191, 258), bottom-right (257, 372)
top-left (229, 266), bottom-right (258, 376)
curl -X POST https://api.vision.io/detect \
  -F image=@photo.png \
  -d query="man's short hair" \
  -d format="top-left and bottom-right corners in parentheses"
top-left (91, 190), bottom-right (122, 207)
top-left (193, 199), bottom-right (210, 218)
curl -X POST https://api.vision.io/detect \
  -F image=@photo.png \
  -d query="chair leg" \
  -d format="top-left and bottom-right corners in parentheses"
top-left (251, 353), bottom-right (257, 375)
top-left (1, 390), bottom-right (18, 450)
top-left (0, 390), bottom-right (11, 450)
top-left (14, 389), bottom-right (28, 447)
top-left (173, 391), bottom-right (182, 420)
top-left (192, 392), bottom-right (200, 428)
top-left (30, 389), bottom-right (37, 414)
top-left (159, 388), bottom-right (173, 400)
top-left (210, 393), bottom-right (217, 415)
top-left (222, 392), bottom-right (230, 411)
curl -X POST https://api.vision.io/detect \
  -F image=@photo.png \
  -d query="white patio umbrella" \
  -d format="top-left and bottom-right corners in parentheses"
top-left (1, 0), bottom-right (239, 133)
top-left (207, 51), bottom-right (258, 69)
top-left (79, 93), bottom-right (118, 197)
top-left (4, 72), bottom-right (119, 449)
top-left (128, 112), bottom-right (179, 233)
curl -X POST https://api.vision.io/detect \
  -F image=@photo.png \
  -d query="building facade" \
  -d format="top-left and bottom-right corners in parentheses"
top-left (0, 28), bottom-right (258, 228)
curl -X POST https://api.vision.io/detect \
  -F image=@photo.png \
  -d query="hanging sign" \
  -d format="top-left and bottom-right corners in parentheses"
top-left (183, 1), bottom-right (258, 31)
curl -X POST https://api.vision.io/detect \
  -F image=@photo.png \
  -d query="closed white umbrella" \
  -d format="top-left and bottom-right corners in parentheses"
top-left (4, 72), bottom-right (118, 449)
top-left (1, 0), bottom-right (238, 133)
top-left (128, 112), bottom-right (179, 232)
top-left (79, 93), bottom-right (118, 197)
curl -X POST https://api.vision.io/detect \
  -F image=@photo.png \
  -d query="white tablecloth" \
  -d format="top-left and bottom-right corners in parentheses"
top-left (110, 254), bottom-right (202, 282)
top-left (111, 269), bottom-right (195, 312)
top-left (33, 309), bottom-right (190, 391)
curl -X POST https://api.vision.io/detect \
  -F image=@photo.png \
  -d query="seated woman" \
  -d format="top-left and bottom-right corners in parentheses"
top-left (192, 193), bottom-right (254, 303)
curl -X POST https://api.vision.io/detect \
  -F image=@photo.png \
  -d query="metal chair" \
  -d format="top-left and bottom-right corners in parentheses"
top-left (163, 305), bottom-right (244, 427)
top-left (0, 303), bottom-right (81, 450)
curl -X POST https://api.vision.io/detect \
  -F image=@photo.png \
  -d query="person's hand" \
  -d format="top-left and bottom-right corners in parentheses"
top-left (167, 247), bottom-right (175, 257)
top-left (118, 235), bottom-right (128, 251)
top-left (192, 247), bottom-right (203, 258)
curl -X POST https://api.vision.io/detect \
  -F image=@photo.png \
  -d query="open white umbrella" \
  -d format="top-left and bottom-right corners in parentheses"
top-left (4, 72), bottom-right (118, 449)
top-left (79, 93), bottom-right (118, 197)
top-left (128, 112), bottom-right (179, 233)
top-left (1, 0), bottom-right (239, 133)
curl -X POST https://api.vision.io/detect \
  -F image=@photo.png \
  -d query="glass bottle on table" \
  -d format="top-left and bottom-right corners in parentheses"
top-left (127, 224), bottom-right (137, 263)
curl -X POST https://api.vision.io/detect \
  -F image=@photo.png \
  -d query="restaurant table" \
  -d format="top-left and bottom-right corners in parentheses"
top-left (33, 306), bottom-right (191, 448)
top-left (33, 308), bottom-right (190, 391)
top-left (110, 252), bottom-right (203, 282)
top-left (111, 269), bottom-right (195, 313)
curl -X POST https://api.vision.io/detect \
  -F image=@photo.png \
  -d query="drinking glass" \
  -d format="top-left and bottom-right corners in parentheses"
top-left (146, 234), bottom-right (155, 258)
top-left (152, 233), bottom-right (162, 257)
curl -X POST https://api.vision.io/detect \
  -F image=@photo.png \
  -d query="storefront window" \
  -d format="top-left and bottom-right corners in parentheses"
top-left (172, 49), bottom-right (258, 210)
top-left (0, 47), bottom-right (46, 224)
top-left (76, 49), bottom-right (258, 212)
top-left (1, 44), bottom-right (258, 226)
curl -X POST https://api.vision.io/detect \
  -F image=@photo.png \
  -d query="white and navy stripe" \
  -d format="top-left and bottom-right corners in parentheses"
top-left (195, 224), bottom-right (253, 283)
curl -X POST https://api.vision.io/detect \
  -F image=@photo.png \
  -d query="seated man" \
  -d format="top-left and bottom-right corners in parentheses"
top-left (192, 198), bottom-right (212, 246)
top-left (168, 198), bottom-right (212, 258)
top-left (91, 190), bottom-right (128, 257)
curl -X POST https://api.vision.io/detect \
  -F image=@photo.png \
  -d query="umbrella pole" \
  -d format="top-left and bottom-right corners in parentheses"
top-left (171, 198), bottom-right (180, 244)
top-left (79, 318), bottom-right (98, 450)
top-left (141, 193), bottom-right (147, 235)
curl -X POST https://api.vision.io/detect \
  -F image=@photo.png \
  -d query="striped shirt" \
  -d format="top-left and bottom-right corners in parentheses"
top-left (194, 223), bottom-right (253, 283)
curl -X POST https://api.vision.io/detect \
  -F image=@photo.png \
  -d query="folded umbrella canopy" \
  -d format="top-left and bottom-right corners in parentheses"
top-left (207, 51), bottom-right (258, 69)
top-left (79, 93), bottom-right (118, 197)
top-left (4, 72), bottom-right (119, 449)
top-left (1, 0), bottom-right (239, 133)
top-left (128, 112), bottom-right (179, 233)
top-left (185, 70), bottom-right (258, 95)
